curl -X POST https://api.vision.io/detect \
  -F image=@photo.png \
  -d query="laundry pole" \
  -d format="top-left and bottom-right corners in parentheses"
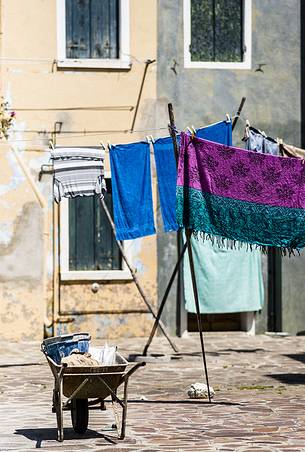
top-left (168, 103), bottom-right (212, 402)
top-left (99, 197), bottom-right (178, 353)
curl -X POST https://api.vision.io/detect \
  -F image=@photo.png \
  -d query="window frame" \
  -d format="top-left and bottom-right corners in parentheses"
top-left (56, 0), bottom-right (131, 69)
top-left (60, 172), bottom-right (132, 281)
top-left (183, 0), bottom-right (252, 70)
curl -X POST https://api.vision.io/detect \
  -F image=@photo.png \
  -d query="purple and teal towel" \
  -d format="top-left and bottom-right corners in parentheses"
top-left (177, 133), bottom-right (305, 252)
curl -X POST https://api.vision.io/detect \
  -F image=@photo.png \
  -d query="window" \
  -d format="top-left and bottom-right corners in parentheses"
top-left (184, 0), bottom-right (252, 69)
top-left (60, 177), bottom-right (132, 280)
top-left (57, 0), bottom-right (131, 69)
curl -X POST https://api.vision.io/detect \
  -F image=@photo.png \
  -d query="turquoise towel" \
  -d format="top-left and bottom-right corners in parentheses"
top-left (184, 236), bottom-right (264, 313)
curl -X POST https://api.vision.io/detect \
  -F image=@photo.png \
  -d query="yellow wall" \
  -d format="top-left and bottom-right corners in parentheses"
top-left (0, 0), bottom-right (158, 340)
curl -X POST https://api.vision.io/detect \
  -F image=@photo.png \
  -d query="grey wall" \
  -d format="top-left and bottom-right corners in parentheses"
top-left (157, 0), bottom-right (304, 334)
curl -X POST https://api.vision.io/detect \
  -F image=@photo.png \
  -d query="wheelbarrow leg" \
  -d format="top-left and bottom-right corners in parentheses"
top-left (55, 380), bottom-right (64, 442)
top-left (120, 378), bottom-right (129, 440)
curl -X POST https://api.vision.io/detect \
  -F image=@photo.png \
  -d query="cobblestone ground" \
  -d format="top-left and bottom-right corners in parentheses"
top-left (2, 332), bottom-right (305, 451)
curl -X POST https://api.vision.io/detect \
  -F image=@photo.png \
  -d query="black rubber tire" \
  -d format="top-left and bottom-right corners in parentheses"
top-left (71, 398), bottom-right (89, 434)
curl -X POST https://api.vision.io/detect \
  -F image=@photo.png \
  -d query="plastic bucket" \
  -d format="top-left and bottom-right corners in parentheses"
top-left (42, 332), bottom-right (90, 364)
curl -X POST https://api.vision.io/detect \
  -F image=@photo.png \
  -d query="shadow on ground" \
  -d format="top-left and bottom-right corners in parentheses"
top-left (14, 428), bottom-right (117, 448)
top-left (285, 353), bottom-right (305, 364)
top-left (266, 373), bottom-right (305, 384)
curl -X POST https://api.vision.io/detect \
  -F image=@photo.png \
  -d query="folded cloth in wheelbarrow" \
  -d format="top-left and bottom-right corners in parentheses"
top-left (176, 132), bottom-right (305, 253)
top-left (61, 351), bottom-right (100, 367)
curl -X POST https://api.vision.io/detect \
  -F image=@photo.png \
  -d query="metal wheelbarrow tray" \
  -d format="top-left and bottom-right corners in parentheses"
top-left (41, 343), bottom-right (145, 442)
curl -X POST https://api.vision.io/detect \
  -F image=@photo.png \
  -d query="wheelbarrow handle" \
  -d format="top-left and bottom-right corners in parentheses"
top-left (122, 361), bottom-right (146, 382)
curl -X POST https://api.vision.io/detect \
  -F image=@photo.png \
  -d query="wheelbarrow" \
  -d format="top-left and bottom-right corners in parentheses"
top-left (41, 336), bottom-right (145, 442)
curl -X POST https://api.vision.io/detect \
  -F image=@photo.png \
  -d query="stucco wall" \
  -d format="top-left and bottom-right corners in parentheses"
top-left (0, 0), bottom-right (158, 341)
top-left (157, 0), bottom-right (302, 334)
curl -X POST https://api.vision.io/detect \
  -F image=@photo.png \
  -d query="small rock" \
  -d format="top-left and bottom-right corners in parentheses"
top-left (187, 382), bottom-right (215, 399)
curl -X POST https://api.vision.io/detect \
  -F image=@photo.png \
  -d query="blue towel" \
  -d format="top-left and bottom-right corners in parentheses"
top-left (153, 120), bottom-right (232, 232)
top-left (153, 136), bottom-right (179, 232)
top-left (109, 141), bottom-right (155, 240)
top-left (196, 120), bottom-right (232, 145)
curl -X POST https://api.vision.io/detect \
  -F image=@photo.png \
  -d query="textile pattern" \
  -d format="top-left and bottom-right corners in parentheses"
top-left (176, 133), bottom-right (305, 252)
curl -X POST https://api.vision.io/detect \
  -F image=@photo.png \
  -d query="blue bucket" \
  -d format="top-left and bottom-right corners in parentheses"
top-left (42, 332), bottom-right (90, 364)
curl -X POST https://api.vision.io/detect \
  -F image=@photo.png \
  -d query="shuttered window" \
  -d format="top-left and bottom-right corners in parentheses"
top-left (69, 179), bottom-right (122, 271)
top-left (65, 0), bottom-right (119, 59)
top-left (190, 0), bottom-right (244, 62)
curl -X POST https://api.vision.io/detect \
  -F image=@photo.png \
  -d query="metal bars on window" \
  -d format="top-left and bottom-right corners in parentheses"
top-left (190, 0), bottom-right (244, 63)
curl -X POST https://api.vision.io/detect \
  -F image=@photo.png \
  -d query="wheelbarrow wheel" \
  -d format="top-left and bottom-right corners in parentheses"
top-left (71, 398), bottom-right (89, 434)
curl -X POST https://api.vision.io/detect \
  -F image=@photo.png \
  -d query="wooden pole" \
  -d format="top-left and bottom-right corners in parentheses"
top-left (167, 103), bottom-right (211, 402)
top-left (232, 96), bottom-right (246, 131)
top-left (99, 197), bottom-right (178, 353)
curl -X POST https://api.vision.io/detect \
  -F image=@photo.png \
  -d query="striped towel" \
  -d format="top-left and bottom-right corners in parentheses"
top-left (51, 147), bottom-right (106, 203)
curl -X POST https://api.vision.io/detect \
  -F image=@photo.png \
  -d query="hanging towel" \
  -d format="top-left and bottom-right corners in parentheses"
top-left (243, 126), bottom-right (279, 155)
top-left (109, 141), bottom-right (155, 240)
top-left (153, 120), bottom-right (232, 232)
top-left (176, 133), bottom-right (305, 252)
top-left (51, 147), bottom-right (106, 203)
top-left (184, 235), bottom-right (264, 313)
top-left (280, 142), bottom-right (305, 160)
top-left (183, 121), bottom-right (263, 314)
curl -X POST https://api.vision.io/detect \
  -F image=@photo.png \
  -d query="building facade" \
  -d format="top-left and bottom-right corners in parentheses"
top-left (156, 0), bottom-right (305, 335)
top-left (0, 0), bottom-right (158, 341)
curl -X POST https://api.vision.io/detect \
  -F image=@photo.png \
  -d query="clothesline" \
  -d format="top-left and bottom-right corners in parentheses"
top-left (0, 117), bottom-right (238, 150)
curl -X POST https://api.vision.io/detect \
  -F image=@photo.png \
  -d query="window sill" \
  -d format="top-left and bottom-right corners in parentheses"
top-left (61, 270), bottom-right (133, 281)
top-left (56, 58), bottom-right (132, 70)
top-left (184, 61), bottom-right (251, 70)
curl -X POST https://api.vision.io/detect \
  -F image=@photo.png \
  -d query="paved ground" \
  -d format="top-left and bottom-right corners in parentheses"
top-left (2, 332), bottom-right (305, 451)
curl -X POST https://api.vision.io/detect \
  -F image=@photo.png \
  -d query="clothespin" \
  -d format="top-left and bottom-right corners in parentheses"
top-left (146, 135), bottom-right (155, 144)
top-left (276, 138), bottom-right (283, 145)
top-left (100, 141), bottom-right (106, 150)
top-left (245, 119), bottom-right (251, 128)
top-left (225, 113), bottom-right (231, 123)
top-left (191, 125), bottom-right (196, 135)
top-left (49, 140), bottom-right (55, 150)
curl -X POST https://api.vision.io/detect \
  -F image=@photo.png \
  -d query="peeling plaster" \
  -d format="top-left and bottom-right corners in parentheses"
top-left (0, 202), bottom-right (43, 281)
top-left (0, 152), bottom-right (25, 196)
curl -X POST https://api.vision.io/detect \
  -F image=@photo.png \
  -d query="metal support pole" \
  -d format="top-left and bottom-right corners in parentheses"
top-left (99, 197), bottom-right (178, 353)
top-left (131, 59), bottom-right (156, 132)
top-left (168, 103), bottom-right (211, 402)
top-left (142, 242), bottom-right (188, 355)
top-left (185, 230), bottom-right (211, 402)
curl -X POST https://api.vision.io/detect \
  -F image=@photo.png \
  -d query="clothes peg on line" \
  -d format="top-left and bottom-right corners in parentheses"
top-left (191, 125), bottom-right (196, 135)
top-left (49, 140), bottom-right (55, 150)
top-left (225, 113), bottom-right (231, 123)
top-left (100, 141), bottom-right (106, 150)
top-left (149, 135), bottom-right (155, 143)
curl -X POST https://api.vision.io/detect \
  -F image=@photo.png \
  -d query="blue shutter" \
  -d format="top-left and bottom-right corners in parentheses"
top-left (69, 184), bottom-right (122, 271)
top-left (66, 0), bottom-right (119, 59)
